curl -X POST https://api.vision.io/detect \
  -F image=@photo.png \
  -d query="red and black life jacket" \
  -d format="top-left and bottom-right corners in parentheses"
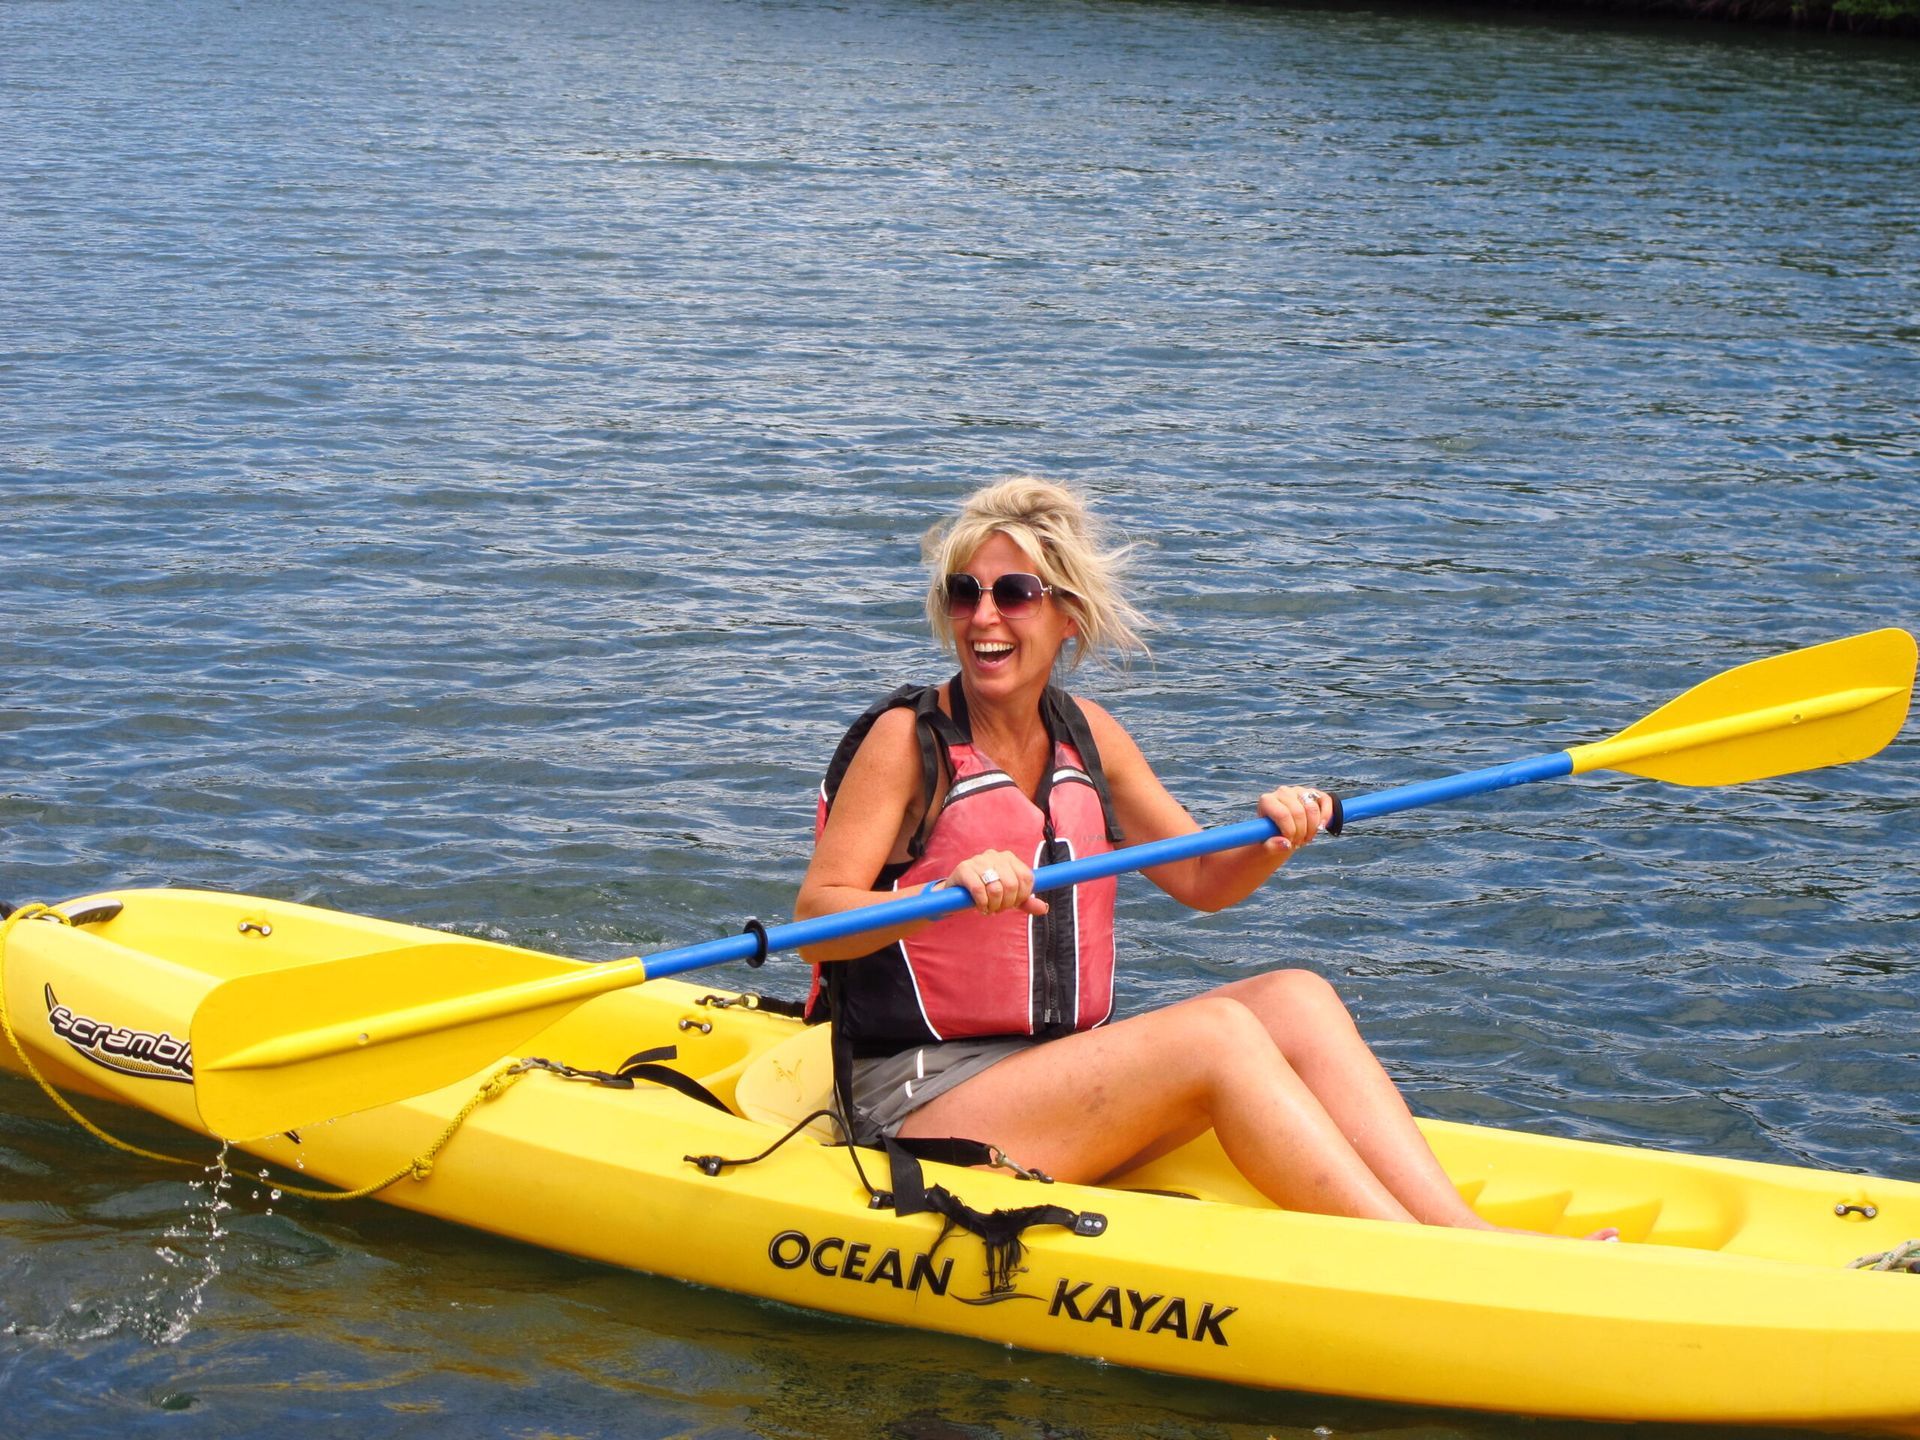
top-left (807, 678), bottom-right (1125, 1059)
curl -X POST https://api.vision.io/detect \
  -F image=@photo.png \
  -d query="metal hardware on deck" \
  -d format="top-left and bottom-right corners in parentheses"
top-left (679, 1017), bottom-right (713, 1034)
top-left (987, 1145), bottom-right (1055, 1183)
top-left (238, 920), bottom-right (273, 936)
top-left (1837, 1202), bottom-right (1879, 1220)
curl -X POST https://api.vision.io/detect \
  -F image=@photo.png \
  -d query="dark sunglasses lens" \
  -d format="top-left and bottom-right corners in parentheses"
top-left (992, 574), bottom-right (1046, 614)
top-left (945, 574), bottom-right (984, 613)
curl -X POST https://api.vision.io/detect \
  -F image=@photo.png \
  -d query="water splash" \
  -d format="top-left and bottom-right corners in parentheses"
top-left (248, 1165), bottom-right (283, 1214)
top-left (137, 1143), bottom-right (236, 1344)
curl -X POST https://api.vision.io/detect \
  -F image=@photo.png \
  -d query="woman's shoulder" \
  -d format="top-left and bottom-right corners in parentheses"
top-left (860, 702), bottom-right (924, 748)
top-left (1062, 692), bottom-right (1123, 738)
top-left (825, 682), bottom-right (943, 764)
top-left (838, 703), bottom-right (933, 788)
top-left (1061, 692), bottom-right (1150, 775)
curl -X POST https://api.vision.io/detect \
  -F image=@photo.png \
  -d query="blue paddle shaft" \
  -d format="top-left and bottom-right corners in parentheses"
top-left (642, 748), bottom-right (1576, 981)
top-left (1342, 750), bottom-right (1574, 823)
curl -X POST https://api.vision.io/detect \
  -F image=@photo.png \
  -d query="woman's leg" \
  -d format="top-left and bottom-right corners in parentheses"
top-left (897, 994), bottom-right (1421, 1224)
top-left (1205, 969), bottom-right (1490, 1228)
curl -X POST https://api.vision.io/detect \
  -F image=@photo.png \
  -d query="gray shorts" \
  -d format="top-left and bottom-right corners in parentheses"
top-left (848, 1036), bottom-right (1043, 1145)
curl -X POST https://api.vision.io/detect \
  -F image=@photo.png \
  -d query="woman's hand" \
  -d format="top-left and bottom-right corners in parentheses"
top-left (1257, 786), bottom-right (1335, 858)
top-left (940, 850), bottom-right (1048, 915)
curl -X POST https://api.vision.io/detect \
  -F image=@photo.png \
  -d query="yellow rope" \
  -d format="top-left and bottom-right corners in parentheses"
top-left (0, 901), bottom-right (525, 1202)
top-left (1850, 1240), bottom-right (1920, 1273)
top-left (267, 1063), bottom-right (527, 1202)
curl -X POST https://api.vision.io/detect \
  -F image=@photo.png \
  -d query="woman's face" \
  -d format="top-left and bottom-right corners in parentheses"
top-left (950, 532), bottom-right (1078, 699)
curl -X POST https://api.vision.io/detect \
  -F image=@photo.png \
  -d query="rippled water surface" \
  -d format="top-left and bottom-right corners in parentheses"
top-left (4, 0), bottom-right (1918, 1434)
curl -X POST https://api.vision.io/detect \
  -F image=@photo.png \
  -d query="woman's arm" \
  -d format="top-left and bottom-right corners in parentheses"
top-left (1080, 698), bottom-right (1332, 913)
top-left (793, 708), bottom-right (1043, 963)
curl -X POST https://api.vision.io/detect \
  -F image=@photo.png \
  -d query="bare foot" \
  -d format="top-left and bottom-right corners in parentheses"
top-left (1468, 1219), bottom-right (1622, 1241)
top-left (1436, 1206), bottom-right (1621, 1241)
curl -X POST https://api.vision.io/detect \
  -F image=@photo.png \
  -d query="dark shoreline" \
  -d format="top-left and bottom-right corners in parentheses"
top-left (1507, 0), bottom-right (1918, 35)
top-left (1247, 0), bottom-right (1920, 35)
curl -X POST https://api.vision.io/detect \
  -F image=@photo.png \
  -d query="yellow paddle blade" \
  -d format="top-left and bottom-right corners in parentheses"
top-left (192, 939), bottom-right (623, 1140)
top-left (1567, 628), bottom-right (1916, 786)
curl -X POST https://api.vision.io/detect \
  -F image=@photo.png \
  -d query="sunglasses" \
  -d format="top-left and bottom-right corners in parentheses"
top-left (944, 571), bottom-right (1055, 619)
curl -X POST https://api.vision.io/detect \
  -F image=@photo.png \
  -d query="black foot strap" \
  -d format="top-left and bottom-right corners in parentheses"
top-left (517, 1047), bottom-right (733, 1114)
top-left (881, 1138), bottom-right (1106, 1295)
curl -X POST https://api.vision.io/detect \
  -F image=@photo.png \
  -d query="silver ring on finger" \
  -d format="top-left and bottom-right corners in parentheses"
top-left (979, 868), bottom-right (1001, 887)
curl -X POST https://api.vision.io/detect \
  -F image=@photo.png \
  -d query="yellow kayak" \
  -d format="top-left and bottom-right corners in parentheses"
top-left (3, 886), bottom-right (1917, 1435)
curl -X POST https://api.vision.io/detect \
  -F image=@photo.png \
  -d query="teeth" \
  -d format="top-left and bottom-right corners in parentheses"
top-left (973, 643), bottom-right (1014, 657)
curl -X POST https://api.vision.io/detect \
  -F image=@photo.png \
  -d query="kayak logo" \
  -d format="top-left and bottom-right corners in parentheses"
top-left (1049, 1279), bottom-right (1236, 1346)
top-left (768, 1229), bottom-right (955, 1295)
top-left (768, 1229), bottom-right (1236, 1346)
top-left (43, 985), bottom-right (194, 1084)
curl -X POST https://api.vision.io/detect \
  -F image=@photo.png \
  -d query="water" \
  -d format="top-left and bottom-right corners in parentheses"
top-left (3, 0), bottom-right (1917, 1433)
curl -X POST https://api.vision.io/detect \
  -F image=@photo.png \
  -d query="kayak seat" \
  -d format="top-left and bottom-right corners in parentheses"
top-left (734, 1023), bottom-right (840, 1142)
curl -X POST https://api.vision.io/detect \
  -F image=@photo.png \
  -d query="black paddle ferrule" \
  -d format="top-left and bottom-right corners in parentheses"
top-left (742, 917), bottom-right (770, 968)
top-left (1326, 793), bottom-right (1345, 837)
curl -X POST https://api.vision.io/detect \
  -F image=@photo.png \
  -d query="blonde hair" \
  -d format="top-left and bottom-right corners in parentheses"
top-left (921, 476), bottom-right (1150, 671)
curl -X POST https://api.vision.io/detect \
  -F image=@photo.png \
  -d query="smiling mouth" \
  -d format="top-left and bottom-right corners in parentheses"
top-left (971, 642), bottom-right (1014, 664)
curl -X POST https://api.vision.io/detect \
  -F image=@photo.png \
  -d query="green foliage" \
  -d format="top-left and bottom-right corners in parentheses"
top-left (1831, 0), bottom-right (1920, 21)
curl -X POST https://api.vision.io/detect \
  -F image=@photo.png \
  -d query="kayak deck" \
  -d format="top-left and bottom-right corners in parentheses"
top-left (4, 888), bottom-right (1918, 1434)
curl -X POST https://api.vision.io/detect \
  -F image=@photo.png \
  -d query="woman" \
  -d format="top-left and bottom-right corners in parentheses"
top-left (795, 477), bottom-right (1544, 1233)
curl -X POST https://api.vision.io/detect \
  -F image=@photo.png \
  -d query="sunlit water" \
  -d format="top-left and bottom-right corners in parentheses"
top-left (3, 0), bottom-right (1917, 1434)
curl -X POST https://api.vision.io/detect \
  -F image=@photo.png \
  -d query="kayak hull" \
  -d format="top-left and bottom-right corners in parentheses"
top-left (4, 888), bottom-right (1917, 1433)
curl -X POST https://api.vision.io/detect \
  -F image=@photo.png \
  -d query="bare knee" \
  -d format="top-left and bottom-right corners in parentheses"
top-left (1172, 992), bottom-right (1271, 1038)
top-left (1234, 967), bottom-right (1352, 1021)
top-left (1167, 995), bottom-right (1287, 1090)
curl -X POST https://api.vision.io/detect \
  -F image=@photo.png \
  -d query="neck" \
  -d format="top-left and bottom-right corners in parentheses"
top-left (954, 672), bottom-right (1050, 746)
